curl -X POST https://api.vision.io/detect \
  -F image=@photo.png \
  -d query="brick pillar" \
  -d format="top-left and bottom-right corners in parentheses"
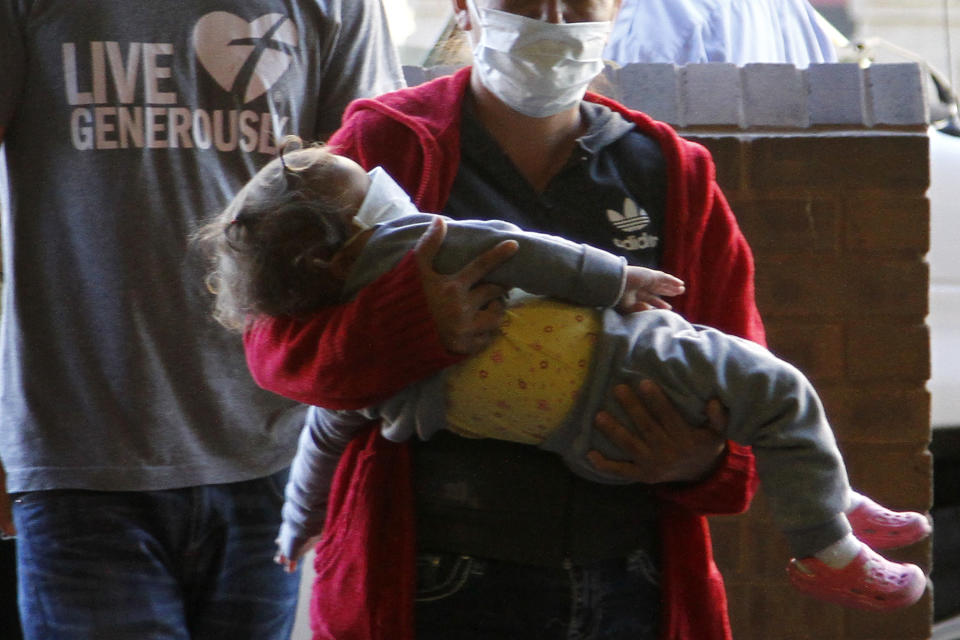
top-left (610, 62), bottom-right (932, 639)
top-left (402, 61), bottom-right (934, 639)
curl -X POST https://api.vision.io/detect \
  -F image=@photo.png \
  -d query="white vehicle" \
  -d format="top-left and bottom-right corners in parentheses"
top-left (929, 113), bottom-right (960, 640)
top-left (929, 122), bottom-right (960, 431)
top-left (837, 32), bottom-right (960, 430)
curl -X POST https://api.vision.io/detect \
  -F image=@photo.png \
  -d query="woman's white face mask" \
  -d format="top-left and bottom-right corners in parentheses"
top-left (468, 0), bottom-right (613, 118)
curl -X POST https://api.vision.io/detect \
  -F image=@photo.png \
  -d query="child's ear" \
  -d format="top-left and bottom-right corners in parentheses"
top-left (327, 250), bottom-right (353, 282)
top-left (328, 228), bottom-right (374, 282)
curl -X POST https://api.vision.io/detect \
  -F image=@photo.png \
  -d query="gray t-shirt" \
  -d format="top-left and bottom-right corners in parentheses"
top-left (0, 0), bottom-right (403, 492)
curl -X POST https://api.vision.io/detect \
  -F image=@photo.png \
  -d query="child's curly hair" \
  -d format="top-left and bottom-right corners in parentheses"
top-left (194, 137), bottom-right (356, 331)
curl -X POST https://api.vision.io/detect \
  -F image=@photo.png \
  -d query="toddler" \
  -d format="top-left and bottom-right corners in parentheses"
top-left (197, 140), bottom-right (930, 611)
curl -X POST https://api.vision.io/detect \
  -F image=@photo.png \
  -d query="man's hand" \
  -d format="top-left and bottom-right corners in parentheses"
top-left (0, 463), bottom-right (15, 539)
top-left (415, 218), bottom-right (519, 354)
top-left (587, 381), bottom-right (728, 484)
top-left (617, 266), bottom-right (685, 312)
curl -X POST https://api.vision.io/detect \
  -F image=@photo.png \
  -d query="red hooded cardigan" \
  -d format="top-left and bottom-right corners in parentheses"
top-left (245, 67), bottom-right (764, 640)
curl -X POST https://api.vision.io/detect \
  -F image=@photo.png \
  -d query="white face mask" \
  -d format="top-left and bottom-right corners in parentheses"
top-left (469, 1), bottom-right (612, 118)
top-left (351, 167), bottom-right (418, 232)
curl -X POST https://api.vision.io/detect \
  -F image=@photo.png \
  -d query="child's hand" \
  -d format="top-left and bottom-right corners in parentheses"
top-left (274, 531), bottom-right (323, 574)
top-left (617, 266), bottom-right (685, 312)
top-left (274, 551), bottom-right (299, 574)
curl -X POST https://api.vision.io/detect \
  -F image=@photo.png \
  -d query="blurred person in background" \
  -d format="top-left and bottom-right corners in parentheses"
top-left (604, 0), bottom-right (838, 66)
top-left (0, 2), bottom-right (402, 638)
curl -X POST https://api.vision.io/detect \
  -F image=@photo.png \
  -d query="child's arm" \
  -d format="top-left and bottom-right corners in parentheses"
top-left (275, 407), bottom-right (374, 571)
top-left (349, 216), bottom-right (684, 312)
top-left (245, 245), bottom-right (501, 409)
top-left (246, 217), bottom-right (684, 410)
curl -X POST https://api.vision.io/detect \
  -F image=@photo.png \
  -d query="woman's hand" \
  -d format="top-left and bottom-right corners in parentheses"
top-left (587, 381), bottom-right (728, 484)
top-left (415, 218), bottom-right (519, 354)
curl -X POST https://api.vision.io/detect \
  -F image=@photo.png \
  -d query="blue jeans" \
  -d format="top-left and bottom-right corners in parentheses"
top-left (12, 469), bottom-right (300, 640)
top-left (415, 549), bottom-right (661, 640)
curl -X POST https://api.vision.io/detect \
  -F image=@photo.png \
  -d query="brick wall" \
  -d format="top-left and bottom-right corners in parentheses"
top-left (404, 62), bottom-right (933, 639)
top-left (672, 63), bottom-right (931, 640)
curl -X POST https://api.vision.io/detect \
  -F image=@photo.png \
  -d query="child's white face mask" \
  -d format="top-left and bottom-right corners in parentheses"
top-left (469, 0), bottom-right (612, 118)
top-left (351, 167), bottom-right (418, 231)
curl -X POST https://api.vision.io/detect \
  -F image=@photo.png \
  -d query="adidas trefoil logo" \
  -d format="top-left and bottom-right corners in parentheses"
top-left (608, 197), bottom-right (659, 252)
top-left (194, 12), bottom-right (298, 104)
top-left (607, 198), bottom-right (650, 233)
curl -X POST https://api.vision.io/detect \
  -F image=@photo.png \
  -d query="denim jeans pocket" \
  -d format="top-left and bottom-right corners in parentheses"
top-left (12, 489), bottom-right (123, 538)
top-left (11, 489), bottom-right (72, 506)
top-left (415, 553), bottom-right (484, 602)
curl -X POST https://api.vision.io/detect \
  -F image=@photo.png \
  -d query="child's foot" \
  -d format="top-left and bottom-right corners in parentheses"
top-left (847, 494), bottom-right (932, 550)
top-left (787, 545), bottom-right (926, 611)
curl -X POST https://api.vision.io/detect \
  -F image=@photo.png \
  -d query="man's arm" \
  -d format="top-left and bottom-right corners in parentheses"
top-left (590, 376), bottom-right (757, 516)
top-left (0, 462), bottom-right (13, 538)
top-left (0, 126), bottom-right (12, 538)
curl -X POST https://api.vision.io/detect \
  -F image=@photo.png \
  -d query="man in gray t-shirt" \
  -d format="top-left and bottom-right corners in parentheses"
top-left (0, 1), bottom-right (402, 638)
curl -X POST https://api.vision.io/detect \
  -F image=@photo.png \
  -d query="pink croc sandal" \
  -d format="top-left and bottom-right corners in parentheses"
top-left (787, 546), bottom-right (926, 611)
top-left (847, 495), bottom-right (932, 550)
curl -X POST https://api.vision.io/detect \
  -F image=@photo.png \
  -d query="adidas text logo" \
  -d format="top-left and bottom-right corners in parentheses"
top-left (614, 233), bottom-right (659, 252)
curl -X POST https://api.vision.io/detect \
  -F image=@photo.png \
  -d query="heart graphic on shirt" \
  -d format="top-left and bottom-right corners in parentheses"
top-left (194, 12), bottom-right (298, 104)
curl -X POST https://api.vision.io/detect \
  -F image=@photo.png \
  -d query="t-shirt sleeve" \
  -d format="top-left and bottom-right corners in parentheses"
top-left (312, 0), bottom-right (404, 136)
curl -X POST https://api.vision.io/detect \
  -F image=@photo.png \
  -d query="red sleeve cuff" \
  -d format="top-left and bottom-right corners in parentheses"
top-left (657, 442), bottom-right (757, 516)
top-left (245, 251), bottom-right (465, 409)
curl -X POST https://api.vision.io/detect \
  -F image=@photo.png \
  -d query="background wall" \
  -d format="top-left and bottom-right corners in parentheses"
top-left (669, 63), bottom-right (931, 640)
top-left (621, 60), bottom-right (932, 640)
top-left (849, 0), bottom-right (960, 85)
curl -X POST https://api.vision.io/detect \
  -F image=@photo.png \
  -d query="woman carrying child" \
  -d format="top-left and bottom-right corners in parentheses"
top-left (237, 1), bottom-right (930, 638)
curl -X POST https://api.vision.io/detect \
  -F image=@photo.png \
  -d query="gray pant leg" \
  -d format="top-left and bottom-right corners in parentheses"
top-left (732, 368), bottom-right (852, 557)
top-left (543, 309), bottom-right (852, 558)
